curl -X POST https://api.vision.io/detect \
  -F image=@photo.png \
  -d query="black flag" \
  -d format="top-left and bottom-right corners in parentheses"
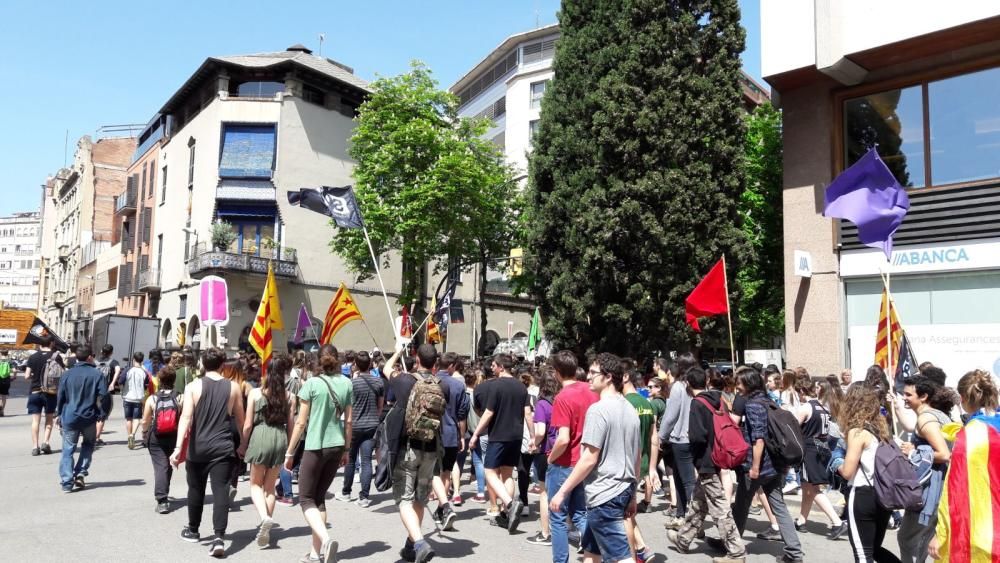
top-left (287, 186), bottom-right (364, 229)
top-left (23, 316), bottom-right (70, 352)
top-left (894, 330), bottom-right (919, 394)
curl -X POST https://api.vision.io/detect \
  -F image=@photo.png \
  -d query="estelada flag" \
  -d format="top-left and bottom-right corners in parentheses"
top-left (251, 262), bottom-right (284, 366)
top-left (321, 283), bottom-right (362, 344)
top-left (874, 288), bottom-right (902, 370)
top-left (935, 414), bottom-right (1000, 562)
top-left (685, 259), bottom-right (729, 332)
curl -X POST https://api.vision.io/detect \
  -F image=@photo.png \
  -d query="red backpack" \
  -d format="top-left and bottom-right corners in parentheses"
top-left (695, 395), bottom-right (749, 470)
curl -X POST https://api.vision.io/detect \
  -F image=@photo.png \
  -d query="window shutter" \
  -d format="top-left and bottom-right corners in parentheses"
top-left (142, 208), bottom-right (151, 244)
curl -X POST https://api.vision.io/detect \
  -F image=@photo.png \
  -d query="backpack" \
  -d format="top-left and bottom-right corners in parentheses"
top-left (42, 353), bottom-right (65, 395)
top-left (96, 360), bottom-right (113, 387)
top-left (695, 395), bottom-right (749, 470)
top-left (405, 372), bottom-right (446, 443)
top-left (0, 360), bottom-right (10, 379)
top-left (865, 430), bottom-right (924, 511)
top-left (755, 398), bottom-right (805, 468)
top-left (153, 391), bottom-right (180, 436)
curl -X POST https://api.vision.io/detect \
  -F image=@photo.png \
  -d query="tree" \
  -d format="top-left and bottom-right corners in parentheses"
top-left (736, 103), bottom-right (784, 347)
top-left (526, 0), bottom-right (750, 357)
top-left (331, 62), bottom-right (519, 323)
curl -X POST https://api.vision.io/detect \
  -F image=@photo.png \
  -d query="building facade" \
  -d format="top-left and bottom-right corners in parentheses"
top-left (0, 212), bottom-right (41, 310)
top-left (762, 1), bottom-right (1000, 382)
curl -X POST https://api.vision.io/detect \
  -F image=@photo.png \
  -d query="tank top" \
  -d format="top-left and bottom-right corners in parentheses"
top-left (802, 399), bottom-right (831, 440)
top-left (914, 408), bottom-right (952, 451)
top-left (188, 377), bottom-right (236, 463)
top-left (849, 432), bottom-right (878, 488)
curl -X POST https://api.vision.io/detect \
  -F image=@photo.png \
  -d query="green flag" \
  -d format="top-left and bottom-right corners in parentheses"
top-left (528, 307), bottom-right (541, 351)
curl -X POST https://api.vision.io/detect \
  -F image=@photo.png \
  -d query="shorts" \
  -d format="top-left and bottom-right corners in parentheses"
top-left (484, 440), bottom-right (521, 470)
top-left (802, 440), bottom-right (832, 485)
top-left (99, 394), bottom-right (113, 422)
top-left (533, 453), bottom-right (549, 482)
top-left (123, 400), bottom-right (143, 421)
top-left (27, 392), bottom-right (56, 415)
top-left (580, 487), bottom-right (634, 560)
top-left (0, 377), bottom-right (10, 395)
top-left (392, 445), bottom-right (438, 506)
top-left (441, 446), bottom-right (459, 473)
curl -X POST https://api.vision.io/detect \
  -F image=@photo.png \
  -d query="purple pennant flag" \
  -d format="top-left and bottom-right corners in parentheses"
top-left (823, 148), bottom-right (910, 259)
top-left (293, 303), bottom-right (312, 345)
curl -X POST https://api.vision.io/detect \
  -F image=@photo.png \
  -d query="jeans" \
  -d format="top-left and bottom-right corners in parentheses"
top-left (580, 487), bottom-right (634, 561)
top-left (547, 463), bottom-right (588, 563)
top-left (278, 439), bottom-right (304, 499)
top-left (59, 423), bottom-right (96, 487)
top-left (470, 437), bottom-right (486, 495)
top-left (670, 442), bottom-right (698, 517)
top-left (342, 426), bottom-right (377, 499)
top-left (733, 471), bottom-right (804, 560)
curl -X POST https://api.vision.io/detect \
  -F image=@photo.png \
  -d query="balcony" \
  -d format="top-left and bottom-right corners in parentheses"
top-left (136, 268), bottom-right (161, 293)
top-left (57, 244), bottom-right (70, 263)
top-left (114, 185), bottom-right (137, 216)
top-left (187, 243), bottom-right (298, 279)
top-left (52, 290), bottom-right (68, 307)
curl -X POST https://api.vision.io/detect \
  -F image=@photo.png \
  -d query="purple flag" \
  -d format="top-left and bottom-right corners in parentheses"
top-left (293, 303), bottom-right (312, 345)
top-left (823, 148), bottom-right (910, 259)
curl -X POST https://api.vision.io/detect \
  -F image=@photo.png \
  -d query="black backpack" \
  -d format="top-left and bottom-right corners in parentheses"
top-left (755, 398), bottom-right (805, 468)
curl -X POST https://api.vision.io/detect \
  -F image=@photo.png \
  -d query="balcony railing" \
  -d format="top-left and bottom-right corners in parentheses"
top-left (187, 243), bottom-right (298, 279)
top-left (114, 185), bottom-right (137, 215)
top-left (136, 268), bottom-right (161, 293)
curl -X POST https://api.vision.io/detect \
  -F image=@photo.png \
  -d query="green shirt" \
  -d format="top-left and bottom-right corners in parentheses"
top-left (626, 392), bottom-right (655, 474)
top-left (298, 373), bottom-right (353, 450)
top-left (650, 396), bottom-right (666, 422)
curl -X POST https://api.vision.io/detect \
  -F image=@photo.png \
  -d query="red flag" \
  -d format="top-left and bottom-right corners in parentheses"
top-left (685, 259), bottom-right (729, 332)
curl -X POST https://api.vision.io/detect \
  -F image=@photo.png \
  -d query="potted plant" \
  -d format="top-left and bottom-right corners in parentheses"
top-left (261, 235), bottom-right (277, 258)
top-left (210, 221), bottom-right (237, 251)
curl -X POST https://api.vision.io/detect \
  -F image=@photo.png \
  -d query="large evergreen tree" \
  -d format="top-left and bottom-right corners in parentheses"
top-left (527, 0), bottom-right (750, 357)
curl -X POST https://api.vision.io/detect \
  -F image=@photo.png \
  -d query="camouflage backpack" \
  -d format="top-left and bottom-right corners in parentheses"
top-left (405, 372), bottom-right (446, 443)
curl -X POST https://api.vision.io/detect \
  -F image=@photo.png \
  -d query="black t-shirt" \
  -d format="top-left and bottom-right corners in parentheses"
top-left (96, 357), bottom-right (121, 388)
top-left (732, 394), bottom-right (746, 417)
top-left (484, 376), bottom-right (529, 443)
top-left (473, 377), bottom-right (497, 416)
top-left (26, 350), bottom-right (58, 392)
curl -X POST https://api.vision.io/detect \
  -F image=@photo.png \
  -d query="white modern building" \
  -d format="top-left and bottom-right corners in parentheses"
top-left (0, 212), bottom-right (42, 310)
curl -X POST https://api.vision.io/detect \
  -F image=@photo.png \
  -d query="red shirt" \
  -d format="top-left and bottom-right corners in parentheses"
top-left (550, 381), bottom-right (599, 467)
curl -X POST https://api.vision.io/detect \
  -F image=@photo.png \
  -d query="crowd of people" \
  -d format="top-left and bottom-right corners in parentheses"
top-left (8, 333), bottom-right (1000, 563)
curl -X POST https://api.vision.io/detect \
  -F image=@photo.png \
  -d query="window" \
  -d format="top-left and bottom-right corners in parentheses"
top-left (457, 50), bottom-right (519, 106)
top-left (147, 164), bottom-right (155, 201)
top-left (474, 97), bottom-right (506, 121)
top-left (302, 84), bottom-right (325, 106)
top-left (529, 120), bottom-right (540, 141)
top-left (522, 39), bottom-right (556, 65)
top-left (187, 138), bottom-right (196, 186)
top-left (218, 124), bottom-right (277, 178)
top-left (140, 162), bottom-right (148, 200)
top-left (236, 81), bottom-right (284, 97)
top-left (447, 255), bottom-right (462, 286)
top-left (160, 165), bottom-right (168, 202)
top-left (179, 295), bottom-right (187, 318)
top-left (530, 80), bottom-right (549, 109)
top-left (844, 86), bottom-right (924, 187)
top-left (157, 234), bottom-right (163, 273)
top-left (142, 207), bottom-right (151, 244)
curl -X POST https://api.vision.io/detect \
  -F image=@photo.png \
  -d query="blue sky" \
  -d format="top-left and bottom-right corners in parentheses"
top-left (0, 0), bottom-right (761, 217)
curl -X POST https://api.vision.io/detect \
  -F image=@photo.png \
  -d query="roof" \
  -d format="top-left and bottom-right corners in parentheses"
top-left (160, 49), bottom-right (369, 114)
top-left (450, 23), bottom-right (560, 93)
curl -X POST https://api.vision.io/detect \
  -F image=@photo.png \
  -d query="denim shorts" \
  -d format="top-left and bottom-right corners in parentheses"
top-left (27, 392), bottom-right (56, 415)
top-left (580, 486), bottom-right (634, 560)
top-left (122, 400), bottom-right (143, 421)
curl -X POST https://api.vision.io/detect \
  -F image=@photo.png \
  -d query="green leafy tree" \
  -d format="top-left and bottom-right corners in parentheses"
top-left (332, 61), bottom-right (519, 318)
top-left (737, 103), bottom-right (784, 346)
top-left (526, 0), bottom-right (750, 357)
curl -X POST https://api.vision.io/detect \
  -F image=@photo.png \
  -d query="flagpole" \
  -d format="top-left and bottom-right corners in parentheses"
top-left (360, 225), bottom-right (397, 340)
top-left (721, 254), bottom-right (737, 370)
top-left (359, 317), bottom-right (381, 349)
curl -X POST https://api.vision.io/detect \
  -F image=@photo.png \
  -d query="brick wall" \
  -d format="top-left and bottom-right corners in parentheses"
top-left (92, 137), bottom-right (135, 242)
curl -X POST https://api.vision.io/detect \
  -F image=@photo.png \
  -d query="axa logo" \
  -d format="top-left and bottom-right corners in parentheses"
top-left (893, 248), bottom-right (970, 267)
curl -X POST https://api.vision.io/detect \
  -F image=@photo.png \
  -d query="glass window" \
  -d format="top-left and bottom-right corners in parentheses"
top-left (928, 67), bottom-right (1000, 185)
top-left (236, 81), bottom-right (284, 97)
top-left (844, 86), bottom-right (925, 187)
top-left (530, 80), bottom-right (548, 109)
top-left (529, 120), bottom-right (540, 141)
top-left (218, 124), bottom-right (276, 178)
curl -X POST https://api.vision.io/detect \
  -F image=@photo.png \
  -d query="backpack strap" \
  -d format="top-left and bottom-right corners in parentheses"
top-left (695, 394), bottom-right (725, 416)
top-left (318, 375), bottom-right (343, 418)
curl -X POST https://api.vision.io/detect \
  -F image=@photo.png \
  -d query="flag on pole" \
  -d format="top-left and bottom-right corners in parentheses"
top-left (435, 283), bottom-right (456, 334)
top-left (685, 259), bottom-right (729, 332)
top-left (287, 186), bottom-right (364, 229)
top-left (874, 288), bottom-right (902, 371)
top-left (321, 283), bottom-right (362, 344)
top-left (293, 303), bottom-right (312, 345)
top-left (250, 262), bottom-right (284, 367)
top-left (528, 307), bottom-right (541, 352)
top-left (426, 296), bottom-right (441, 344)
top-left (823, 148), bottom-right (910, 259)
top-left (399, 305), bottom-right (412, 339)
top-left (893, 331), bottom-right (919, 393)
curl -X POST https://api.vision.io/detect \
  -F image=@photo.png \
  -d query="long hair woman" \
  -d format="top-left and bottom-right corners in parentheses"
top-left (284, 344), bottom-right (353, 563)
top-left (793, 375), bottom-right (847, 539)
top-left (837, 384), bottom-right (901, 563)
top-left (526, 366), bottom-right (561, 545)
top-left (142, 366), bottom-right (179, 514)
top-left (242, 353), bottom-right (295, 549)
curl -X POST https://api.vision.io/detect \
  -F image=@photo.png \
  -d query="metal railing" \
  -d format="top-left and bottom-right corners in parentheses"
top-left (186, 243), bottom-right (298, 278)
top-left (114, 185), bottom-right (137, 214)
top-left (136, 268), bottom-right (161, 292)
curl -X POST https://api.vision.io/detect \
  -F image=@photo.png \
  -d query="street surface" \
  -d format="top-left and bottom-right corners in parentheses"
top-left (0, 376), bottom-right (895, 562)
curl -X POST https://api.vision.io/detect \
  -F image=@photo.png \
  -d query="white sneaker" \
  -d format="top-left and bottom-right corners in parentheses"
top-left (256, 517), bottom-right (275, 548)
top-left (521, 505), bottom-right (531, 517)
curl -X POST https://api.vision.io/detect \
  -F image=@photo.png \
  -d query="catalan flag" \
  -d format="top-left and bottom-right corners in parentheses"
top-left (321, 283), bottom-right (362, 344)
top-left (874, 288), bottom-right (901, 370)
top-left (935, 413), bottom-right (1000, 562)
top-left (251, 262), bottom-right (284, 367)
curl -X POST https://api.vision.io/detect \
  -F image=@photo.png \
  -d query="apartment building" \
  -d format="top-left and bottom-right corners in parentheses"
top-left (761, 1), bottom-right (1000, 380)
top-left (0, 212), bottom-right (41, 310)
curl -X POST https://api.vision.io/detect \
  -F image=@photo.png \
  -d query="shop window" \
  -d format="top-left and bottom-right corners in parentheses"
top-left (844, 86), bottom-right (924, 188)
top-left (928, 67), bottom-right (1000, 186)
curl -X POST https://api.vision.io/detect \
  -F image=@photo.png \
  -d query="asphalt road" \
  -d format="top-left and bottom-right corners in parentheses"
top-left (0, 375), bottom-right (896, 562)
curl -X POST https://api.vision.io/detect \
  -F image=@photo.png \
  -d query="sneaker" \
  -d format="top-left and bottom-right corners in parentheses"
top-left (441, 506), bottom-right (457, 531)
top-left (228, 486), bottom-right (238, 505)
top-left (208, 538), bottom-right (225, 558)
top-left (471, 493), bottom-right (487, 503)
top-left (157, 501), bottom-right (170, 514)
top-left (31, 447), bottom-right (40, 456)
top-left (41, 443), bottom-right (52, 455)
top-left (256, 517), bottom-right (275, 547)
top-left (776, 555), bottom-right (804, 563)
top-left (667, 530), bottom-right (690, 554)
top-left (664, 516), bottom-right (685, 530)
top-left (636, 547), bottom-right (655, 562)
top-left (494, 510), bottom-right (510, 529)
top-left (794, 519), bottom-right (805, 532)
top-left (276, 496), bottom-right (294, 506)
top-left (414, 542), bottom-right (435, 563)
top-left (61, 484), bottom-right (74, 493)
top-left (756, 528), bottom-right (782, 541)
top-left (400, 544), bottom-right (416, 563)
top-left (828, 521), bottom-right (849, 540)
top-left (74, 475), bottom-right (85, 490)
top-left (451, 495), bottom-right (463, 506)
top-left (95, 438), bottom-right (105, 446)
top-left (128, 435), bottom-right (135, 450)
top-left (321, 539), bottom-right (338, 563)
top-left (521, 504), bottom-right (531, 517)
top-left (506, 499), bottom-right (524, 533)
top-left (525, 532), bottom-right (552, 546)
top-left (433, 507), bottom-right (444, 528)
top-left (180, 526), bottom-right (200, 543)
top-left (637, 500), bottom-right (650, 513)
top-left (356, 497), bottom-right (373, 508)
top-left (486, 506), bottom-right (500, 517)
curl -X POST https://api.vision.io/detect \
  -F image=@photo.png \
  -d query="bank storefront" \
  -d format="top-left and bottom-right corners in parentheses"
top-left (841, 239), bottom-right (1000, 385)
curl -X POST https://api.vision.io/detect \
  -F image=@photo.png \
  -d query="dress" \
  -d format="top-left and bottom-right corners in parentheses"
top-left (243, 395), bottom-right (288, 468)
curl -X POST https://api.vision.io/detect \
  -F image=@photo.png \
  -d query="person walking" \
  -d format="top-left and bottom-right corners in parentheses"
top-left (94, 344), bottom-right (121, 446)
top-left (0, 349), bottom-right (13, 416)
top-left (657, 352), bottom-right (699, 529)
top-left (549, 352), bottom-right (641, 563)
top-left (623, 369), bottom-right (656, 561)
top-left (55, 345), bottom-right (109, 493)
top-left (25, 335), bottom-right (60, 456)
top-left (524, 366), bottom-right (560, 547)
top-left (793, 375), bottom-right (848, 539)
top-left (119, 352), bottom-right (151, 450)
top-left (285, 344), bottom-right (353, 563)
top-left (429, 352), bottom-right (468, 530)
top-left (340, 351), bottom-right (384, 508)
top-left (170, 347), bottom-right (246, 558)
top-left (142, 366), bottom-right (180, 513)
top-left (463, 370), bottom-right (487, 504)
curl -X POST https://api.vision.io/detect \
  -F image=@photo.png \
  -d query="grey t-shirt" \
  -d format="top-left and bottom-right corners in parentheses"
top-left (582, 394), bottom-right (641, 508)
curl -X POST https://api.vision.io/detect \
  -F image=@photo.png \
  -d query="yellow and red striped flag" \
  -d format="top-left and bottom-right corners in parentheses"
top-left (426, 295), bottom-right (441, 344)
top-left (321, 283), bottom-right (362, 344)
top-left (250, 262), bottom-right (284, 367)
top-left (935, 414), bottom-right (1000, 562)
top-left (874, 288), bottom-right (901, 370)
